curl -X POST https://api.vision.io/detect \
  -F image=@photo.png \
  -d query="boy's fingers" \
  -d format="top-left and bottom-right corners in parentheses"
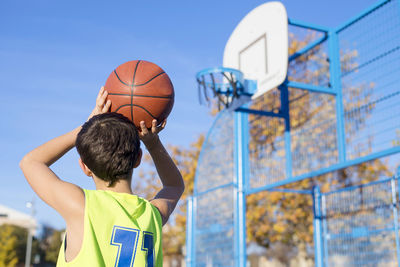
top-left (100, 90), bottom-right (108, 101)
top-left (158, 119), bottom-right (166, 132)
top-left (102, 89), bottom-right (108, 97)
top-left (103, 100), bottom-right (111, 112)
top-left (140, 121), bottom-right (148, 135)
top-left (97, 90), bottom-right (108, 107)
top-left (97, 87), bottom-right (105, 101)
top-left (154, 119), bottom-right (166, 134)
top-left (151, 120), bottom-right (157, 133)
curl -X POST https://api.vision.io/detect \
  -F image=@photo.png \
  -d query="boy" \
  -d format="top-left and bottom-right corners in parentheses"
top-left (20, 87), bottom-right (184, 266)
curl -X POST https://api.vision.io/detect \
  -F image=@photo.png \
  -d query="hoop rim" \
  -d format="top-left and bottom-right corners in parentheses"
top-left (196, 67), bottom-right (244, 83)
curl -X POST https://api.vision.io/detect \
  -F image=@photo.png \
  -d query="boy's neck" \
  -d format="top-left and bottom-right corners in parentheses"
top-left (93, 176), bottom-right (133, 194)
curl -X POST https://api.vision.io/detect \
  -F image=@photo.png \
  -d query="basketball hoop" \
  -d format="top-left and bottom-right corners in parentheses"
top-left (196, 67), bottom-right (249, 110)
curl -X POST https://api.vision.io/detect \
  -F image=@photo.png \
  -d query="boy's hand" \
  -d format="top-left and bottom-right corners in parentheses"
top-left (88, 86), bottom-right (111, 120)
top-left (139, 119), bottom-right (166, 150)
top-left (142, 118), bottom-right (184, 226)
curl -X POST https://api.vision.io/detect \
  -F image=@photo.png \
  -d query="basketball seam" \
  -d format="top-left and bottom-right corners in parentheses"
top-left (131, 60), bottom-right (141, 121)
top-left (134, 72), bottom-right (166, 86)
top-left (115, 104), bottom-right (157, 119)
top-left (108, 93), bottom-right (173, 99)
top-left (112, 71), bottom-right (166, 87)
top-left (113, 70), bottom-right (130, 86)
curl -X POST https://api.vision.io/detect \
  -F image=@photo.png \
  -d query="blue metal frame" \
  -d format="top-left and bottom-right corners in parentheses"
top-left (288, 19), bottom-right (330, 32)
top-left (323, 176), bottom-right (393, 196)
top-left (391, 177), bottom-right (400, 267)
top-left (335, 0), bottom-right (391, 33)
top-left (186, 197), bottom-right (194, 267)
top-left (246, 146), bottom-right (400, 195)
top-left (321, 194), bottom-right (329, 267)
top-left (190, 110), bottom-right (231, 267)
top-left (328, 29), bottom-right (346, 163)
top-left (267, 188), bottom-right (312, 195)
top-left (286, 81), bottom-right (336, 95)
top-left (280, 82), bottom-right (293, 179)
top-left (192, 197), bottom-right (197, 266)
top-left (234, 108), bottom-right (249, 267)
top-left (188, 1), bottom-right (400, 266)
top-left (194, 182), bottom-right (235, 197)
top-left (193, 110), bottom-right (227, 196)
top-left (313, 186), bottom-right (324, 267)
top-left (289, 35), bottom-right (328, 61)
top-left (235, 107), bottom-right (285, 118)
top-left (319, 175), bottom-right (400, 267)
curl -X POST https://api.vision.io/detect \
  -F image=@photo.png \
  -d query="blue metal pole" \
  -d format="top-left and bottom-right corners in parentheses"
top-left (185, 197), bottom-right (194, 267)
top-left (335, 0), bottom-right (390, 33)
top-left (245, 145), bottom-right (400, 194)
top-left (393, 174), bottom-right (400, 267)
top-left (328, 29), bottom-right (346, 163)
top-left (191, 197), bottom-right (197, 266)
top-left (267, 188), bottom-right (312, 195)
top-left (280, 82), bottom-right (293, 179)
top-left (235, 107), bottom-right (285, 118)
top-left (243, 81), bottom-right (255, 193)
top-left (288, 19), bottom-right (330, 32)
top-left (234, 108), bottom-right (249, 267)
top-left (289, 34), bottom-right (328, 62)
top-left (313, 186), bottom-right (324, 267)
top-left (286, 81), bottom-right (336, 95)
top-left (321, 194), bottom-right (329, 267)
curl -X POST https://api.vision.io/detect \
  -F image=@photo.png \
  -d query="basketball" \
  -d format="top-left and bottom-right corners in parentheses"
top-left (104, 60), bottom-right (174, 129)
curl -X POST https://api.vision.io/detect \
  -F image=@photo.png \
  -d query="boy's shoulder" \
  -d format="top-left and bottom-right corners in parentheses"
top-left (84, 189), bottom-right (163, 224)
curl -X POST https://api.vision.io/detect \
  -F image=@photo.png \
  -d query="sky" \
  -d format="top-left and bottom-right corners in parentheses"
top-left (0, 0), bottom-right (379, 230)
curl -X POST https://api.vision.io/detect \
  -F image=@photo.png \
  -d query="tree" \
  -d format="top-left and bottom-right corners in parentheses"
top-left (0, 224), bottom-right (18, 267)
top-left (135, 135), bottom-right (204, 258)
top-left (40, 224), bottom-right (64, 264)
top-left (0, 224), bottom-right (40, 266)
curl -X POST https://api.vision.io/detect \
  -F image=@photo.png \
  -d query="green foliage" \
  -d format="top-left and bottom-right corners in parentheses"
top-left (137, 136), bottom-right (204, 256)
top-left (0, 223), bottom-right (64, 266)
top-left (0, 224), bottom-right (40, 266)
top-left (40, 225), bottom-right (64, 263)
top-left (0, 224), bottom-right (18, 267)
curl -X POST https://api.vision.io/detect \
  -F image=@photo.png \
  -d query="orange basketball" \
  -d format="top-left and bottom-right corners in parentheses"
top-left (104, 60), bottom-right (174, 129)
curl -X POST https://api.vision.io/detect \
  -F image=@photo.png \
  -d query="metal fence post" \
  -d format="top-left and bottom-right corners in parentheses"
top-left (328, 29), bottom-right (346, 164)
top-left (186, 197), bottom-right (194, 267)
top-left (313, 186), bottom-right (324, 267)
top-left (321, 194), bottom-right (329, 267)
top-left (280, 82), bottom-right (293, 179)
top-left (394, 170), bottom-right (400, 267)
top-left (234, 108), bottom-right (249, 267)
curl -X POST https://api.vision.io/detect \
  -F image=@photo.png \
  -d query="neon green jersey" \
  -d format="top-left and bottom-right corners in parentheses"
top-left (57, 189), bottom-right (163, 267)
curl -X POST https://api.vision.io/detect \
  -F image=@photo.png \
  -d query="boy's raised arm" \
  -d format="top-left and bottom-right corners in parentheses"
top-left (140, 120), bottom-right (185, 226)
top-left (19, 87), bottom-right (111, 221)
top-left (19, 127), bottom-right (85, 220)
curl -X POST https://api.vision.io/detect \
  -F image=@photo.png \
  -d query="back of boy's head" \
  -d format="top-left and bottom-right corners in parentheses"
top-left (76, 112), bottom-right (141, 186)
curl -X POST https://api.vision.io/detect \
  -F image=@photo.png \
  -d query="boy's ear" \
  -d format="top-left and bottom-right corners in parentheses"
top-left (79, 158), bottom-right (93, 177)
top-left (133, 148), bottom-right (142, 168)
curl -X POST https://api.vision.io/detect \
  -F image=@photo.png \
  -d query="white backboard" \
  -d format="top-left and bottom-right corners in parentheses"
top-left (223, 2), bottom-right (288, 99)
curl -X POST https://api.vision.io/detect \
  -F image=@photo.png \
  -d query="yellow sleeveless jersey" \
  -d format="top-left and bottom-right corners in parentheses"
top-left (57, 189), bottom-right (163, 267)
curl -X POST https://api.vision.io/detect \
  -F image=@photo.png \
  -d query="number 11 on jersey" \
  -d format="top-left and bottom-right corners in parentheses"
top-left (111, 225), bottom-right (154, 267)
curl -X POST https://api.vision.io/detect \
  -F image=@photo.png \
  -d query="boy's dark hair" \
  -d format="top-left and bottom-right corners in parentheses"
top-left (76, 112), bottom-right (141, 187)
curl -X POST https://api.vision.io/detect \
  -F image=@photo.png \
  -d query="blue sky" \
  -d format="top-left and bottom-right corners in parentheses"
top-left (0, 0), bottom-right (379, 230)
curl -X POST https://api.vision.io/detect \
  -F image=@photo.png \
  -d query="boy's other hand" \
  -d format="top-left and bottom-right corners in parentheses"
top-left (139, 119), bottom-right (166, 150)
top-left (88, 87), bottom-right (111, 120)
